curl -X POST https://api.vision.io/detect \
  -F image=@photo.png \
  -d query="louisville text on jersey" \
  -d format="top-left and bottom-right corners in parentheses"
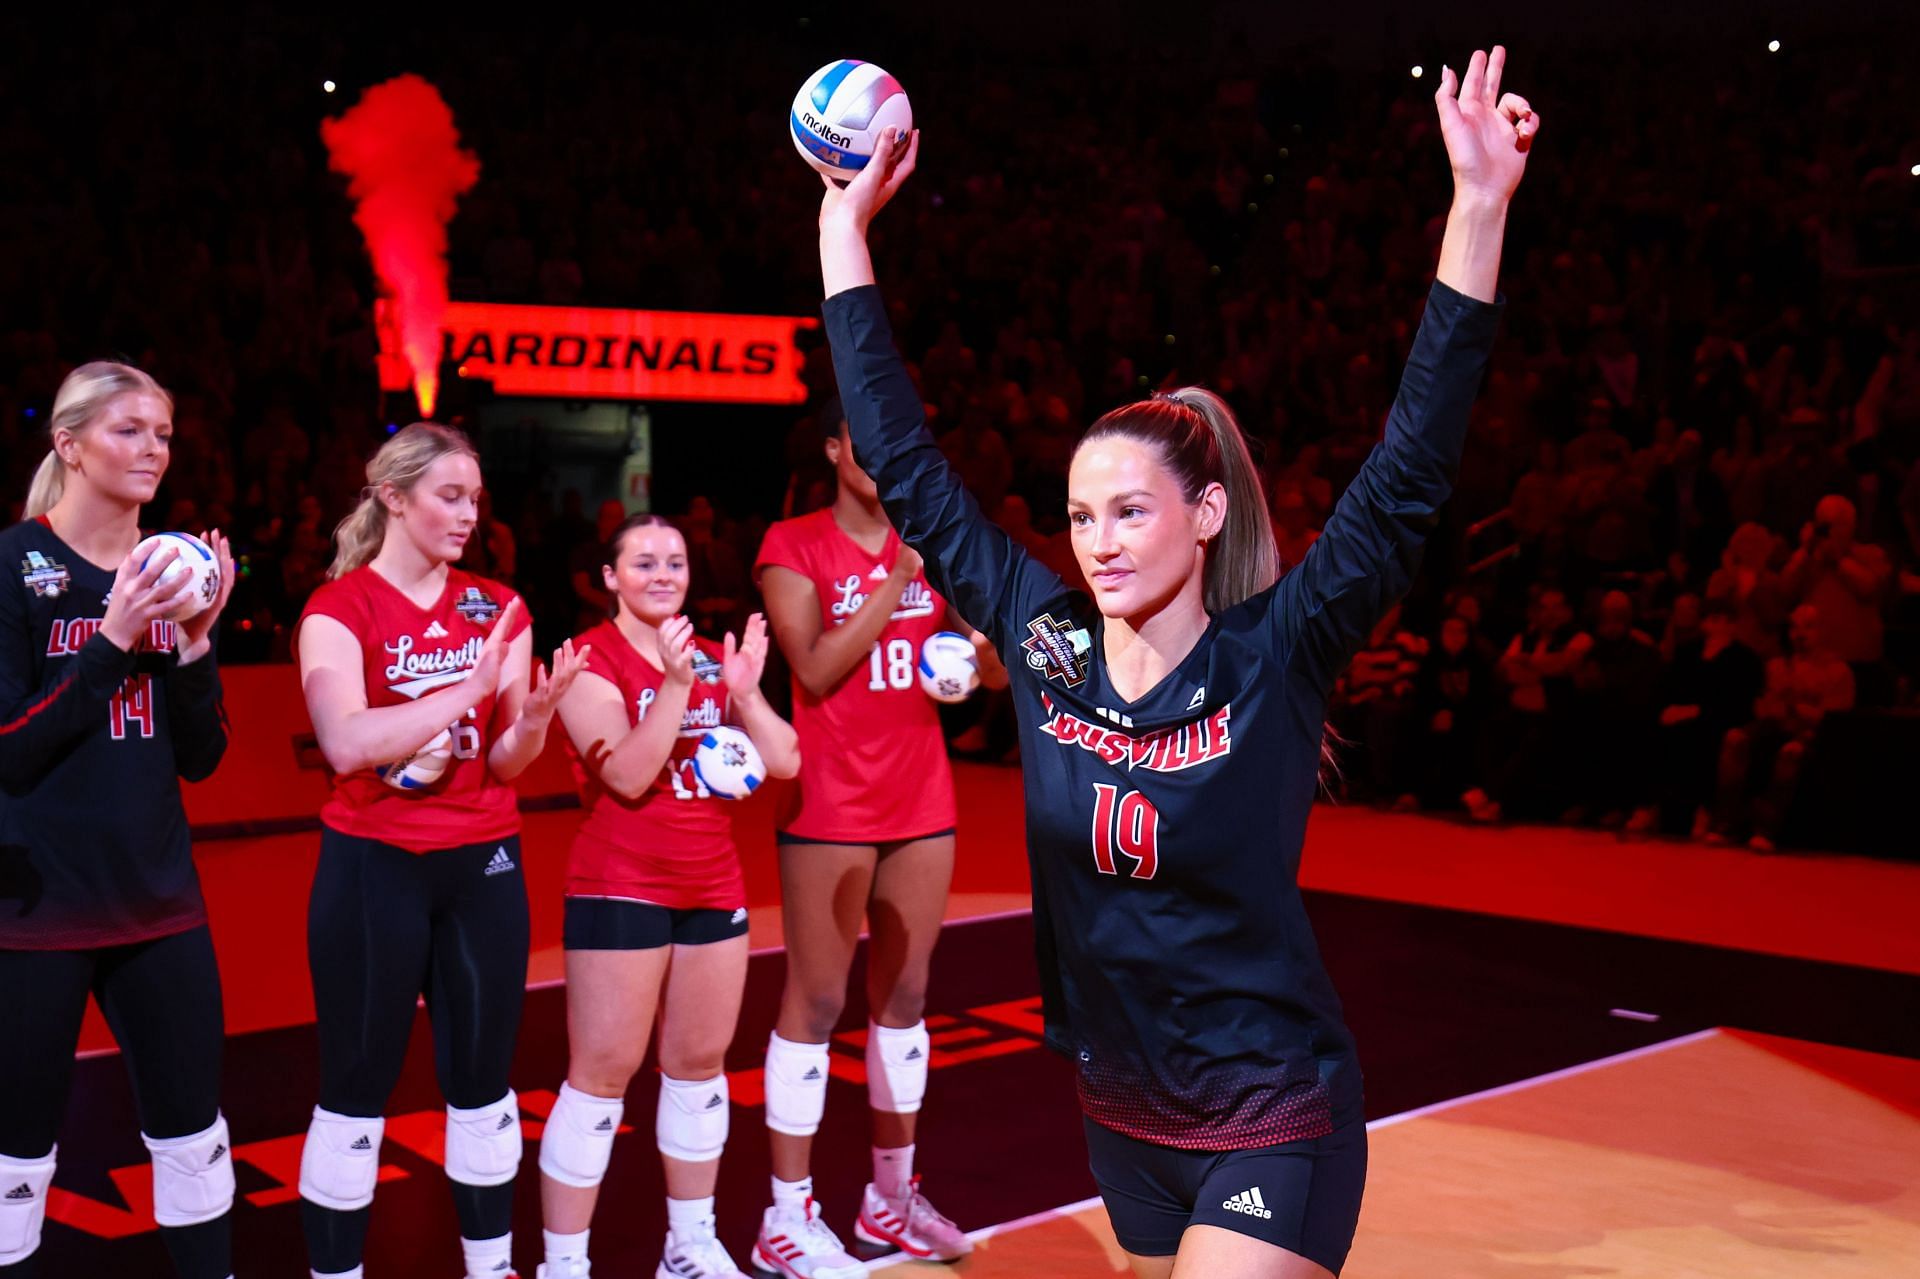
top-left (1039, 693), bottom-right (1234, 773)
top-left (637, 686), bottom-right (724, 736)
top-left (384, 634), bottom-right (483, 699)
top-left (828, 573), bottom-right (936, 623)
top-left (45, 616), bottom-right (181, 655)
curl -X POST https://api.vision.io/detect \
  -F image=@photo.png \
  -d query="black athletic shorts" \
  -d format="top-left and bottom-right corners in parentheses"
top-left (563, 896), bottom-right (748, 950)
top-left (1084, 1114), bottom-right (1367, 1273)
top-left (774, 827), bottom-right (955, 847)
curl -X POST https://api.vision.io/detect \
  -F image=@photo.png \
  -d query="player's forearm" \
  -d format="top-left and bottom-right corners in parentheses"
top-left (731, 688), bottom-right (801, 779)
top-left (598, 683), bottom-right (691, 799)
top-left (1434, 195), bottom-right (1507, 304)
top-left (792, 577), bottom-right (910, 696)
top-left (312, 676), bottom-right (486, 775)
top-left (485, 711), bottom-right (549, 781)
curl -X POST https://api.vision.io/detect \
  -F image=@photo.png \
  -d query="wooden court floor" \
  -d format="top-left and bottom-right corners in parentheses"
top-left (872, 1028), bottom-right (1920, 1277)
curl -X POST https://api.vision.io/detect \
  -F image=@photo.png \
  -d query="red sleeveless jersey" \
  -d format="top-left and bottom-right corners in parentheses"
top-left (563, 622), bottom-right (742, 910)
top-left (753, 509), bottom-right (955, 842)
top-left (299, 566), bottom-right (530, 852)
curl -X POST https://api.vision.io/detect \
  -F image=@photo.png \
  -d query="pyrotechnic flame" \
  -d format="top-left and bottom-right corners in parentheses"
top-left (321, 75), bottom-right (479, 419)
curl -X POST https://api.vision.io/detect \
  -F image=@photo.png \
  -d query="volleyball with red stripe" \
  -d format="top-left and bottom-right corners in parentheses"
top-left (790, 60), bottom-right (912, 181)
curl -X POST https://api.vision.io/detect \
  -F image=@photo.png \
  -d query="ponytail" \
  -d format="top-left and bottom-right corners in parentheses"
top-left (328, 422), bottom-right (479, 578)
top-left (1078, 386), bottom-right (1279, 614)
top-left (25, 361), bottom-right (172, 519)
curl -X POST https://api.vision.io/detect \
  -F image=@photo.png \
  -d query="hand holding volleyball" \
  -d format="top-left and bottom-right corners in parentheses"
top-left (172, 530), bottom-right (236, 658)
top-left (818, 125), bottom-right (919, 236)
top-left (1434, 46), bottom-right (1538, 206)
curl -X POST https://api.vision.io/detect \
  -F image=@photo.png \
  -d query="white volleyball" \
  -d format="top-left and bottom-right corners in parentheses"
top-left (693, 725), bottom-right (765, 800)
top-left (918, 631), bottom-right (980, 703)
top-left (376, 729), bottom-right (453, 791)
top-left (135, 531), bottom-right (220, 619)
top-left (790, 60), bottom-right (913, 182)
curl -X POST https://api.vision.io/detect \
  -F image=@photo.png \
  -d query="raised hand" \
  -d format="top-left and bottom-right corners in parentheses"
top-left (891, 541), bottom-right (924, 583)
top-left (722, 612), bottom-right (771, 697)
top-left (523, 637), bottom-right (591, 724)
top-left (819, 125), bottom-right (920, 236)
top-left (656, 614), bottom-right (698, 686)
top-left (1435, 46), bottom-right (1539, 207)
top-left (465, 596), bottom-right (524, 699)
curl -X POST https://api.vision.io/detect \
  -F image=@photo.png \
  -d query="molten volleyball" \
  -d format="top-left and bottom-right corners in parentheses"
top-left (918, 632), bottom-right (980, 703)
top-left (790, 60), bottom-right (913, 182)
top-left (693, 726), bottom-right (765, 800)
top-left (377, 728), bottom-right (453, 791)
top-left (135, 531), bottom-right (220, 619)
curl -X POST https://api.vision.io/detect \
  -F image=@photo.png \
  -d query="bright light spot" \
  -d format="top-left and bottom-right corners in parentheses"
top-left (1911, 164), bottom-right (1920, 177)
top-left (1411, 65), bottom-right (1424, 79)
top-left (1767, 40), bottom-right (1780, 53)
top-left (323, 79), bottom-right (337, 93)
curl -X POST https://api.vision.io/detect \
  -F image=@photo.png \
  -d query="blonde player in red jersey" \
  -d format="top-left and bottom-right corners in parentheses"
top-left (749, 399), bottom-right (1003, 1277)
top-left (535, 513), bottom-right (799, 1279)
top-left (296, 422), bottom-right (588, 1279)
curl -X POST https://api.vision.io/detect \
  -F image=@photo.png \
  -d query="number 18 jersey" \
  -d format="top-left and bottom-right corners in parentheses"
top-left (754, 509), bottom-right (954, 843)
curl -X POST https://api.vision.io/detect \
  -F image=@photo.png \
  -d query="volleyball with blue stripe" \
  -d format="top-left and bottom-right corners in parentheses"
top-left (790, 59), bottom-right (912, 181)
top-left (693, 726), bottom-right (765, 800)
top-left (918, 631), bottom-right (980, 703)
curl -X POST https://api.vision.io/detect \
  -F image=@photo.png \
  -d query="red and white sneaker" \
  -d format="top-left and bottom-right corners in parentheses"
top-left (750, 1200), bottom-right (865, 1279)
top-left (853, 1177), bottom-right (973, 1261)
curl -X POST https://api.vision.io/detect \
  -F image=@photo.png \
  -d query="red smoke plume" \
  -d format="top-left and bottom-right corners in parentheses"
top-left (321, 75), bottom-right (480, 418)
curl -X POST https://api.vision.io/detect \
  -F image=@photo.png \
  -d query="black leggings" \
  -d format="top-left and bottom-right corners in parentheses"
top-left (303, 830), bottom-right (529, 1270)
top-left (0, 926), bottom-right (229, 1279)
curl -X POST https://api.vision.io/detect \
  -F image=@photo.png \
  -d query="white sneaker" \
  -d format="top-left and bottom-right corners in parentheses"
top-left (750, 1200), bottom-right (865, 1278)
top-left (658, 1219), bottom-right (747, 1278)
top-left (854, 1178), bottom-right (973, 1261)
top-left (539, 1261), bottom-right (589, 1279)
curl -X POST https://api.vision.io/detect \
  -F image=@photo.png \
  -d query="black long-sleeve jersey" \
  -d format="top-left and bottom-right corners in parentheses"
top-left (826, 279), bottom-right (1501, 1150)
top-left (0, 518), bottom-right (227, 950)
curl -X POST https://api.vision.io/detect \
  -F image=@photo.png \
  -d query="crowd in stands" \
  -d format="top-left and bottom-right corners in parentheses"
top-left (3, 8), bottom-right (1916, 849)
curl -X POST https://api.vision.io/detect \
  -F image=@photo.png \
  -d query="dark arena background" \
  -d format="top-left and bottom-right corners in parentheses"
top-left (3, 0), bottom-right (1918, 1275)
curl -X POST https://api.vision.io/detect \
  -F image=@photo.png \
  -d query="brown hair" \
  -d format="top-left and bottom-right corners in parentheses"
top-left (329, 422), bottom-right (479, 577)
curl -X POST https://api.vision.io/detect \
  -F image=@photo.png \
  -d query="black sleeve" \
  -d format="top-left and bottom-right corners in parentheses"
top-left (1266, 280), bottom-right (1503, 693)
top-left (0, 579), bottom-right (138, 792)
top-left (823, 284), bottom-right (1065, 648)
top-left (166, 647), bottom-right (228, 782)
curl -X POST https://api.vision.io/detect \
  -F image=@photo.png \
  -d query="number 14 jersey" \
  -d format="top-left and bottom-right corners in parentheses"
top-left (754, 509), bottom-right (954, 843)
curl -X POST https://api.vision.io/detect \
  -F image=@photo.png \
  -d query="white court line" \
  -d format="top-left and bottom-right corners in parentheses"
top-left (75, 907), bottom-right (1040, 1058)
top-left (867, 1027), bottom-right (1722, 1268)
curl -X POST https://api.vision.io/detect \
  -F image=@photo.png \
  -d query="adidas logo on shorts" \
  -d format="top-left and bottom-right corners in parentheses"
top-left (484, 847), bottom-right (515, 876)
top-left (1222, 1187), bottom-right (1272, 1219)
top-left (5, 1183), bottom-right (33, 1201)
top-left (350, 1135), bottom-right (372, 1151)
top-left (731, 907), bottom-right (748, 925)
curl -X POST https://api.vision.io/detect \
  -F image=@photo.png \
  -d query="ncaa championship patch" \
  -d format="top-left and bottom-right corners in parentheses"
top-left (1022, 611), bottom-right (1091, 688)
top-left (453, 587), bottom-right (501, 625)
top-left (21, 550), bottom-right (70, 598)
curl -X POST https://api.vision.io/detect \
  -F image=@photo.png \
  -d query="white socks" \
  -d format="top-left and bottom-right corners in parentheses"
top-left (461, 1231), bottom-right (513, 1277)
top-left (771, 1174), bottom-right (812, 1219)
top-left (873, 1143), bottom-right (916, 1201)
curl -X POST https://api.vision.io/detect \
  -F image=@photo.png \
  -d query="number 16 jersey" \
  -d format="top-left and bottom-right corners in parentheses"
top-left (754, 509), bottom-right (954, 844)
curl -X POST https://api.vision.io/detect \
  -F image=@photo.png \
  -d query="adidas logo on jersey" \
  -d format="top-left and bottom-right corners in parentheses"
top-left (1188, 686), bottom-right (1206, 710)
top-left (484, 847), bottom-right (516, 876)
top-left (350, 1135), bottom-right (373, 1151)
top-left (869, 564), bottom-right (888, 580)
top-left (5, 1183), bottom-right (34, 1201)
top-left (423, 620), bottom-right (450, 639)
top-left (1222, 1187), bottom-right (1272, 1219)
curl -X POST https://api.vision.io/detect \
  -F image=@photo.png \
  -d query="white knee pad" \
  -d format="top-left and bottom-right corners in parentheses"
top-left (143, 1115), bottom-right (236, 1228)
top-left (0, 1147), bottom-right (56, 1265)
top-left (656, 1074), bottom-right (729, 1163)
top-left (764, 1033), bottom-right (830, 1137)
top-left (866, 1021), bottom-right (930, 1115)
top-left (444, 1091), bottom-right (523, 1188)
top-left (299, 1107), bottom-right (386, 1212)
top-left (537, 1082), bottom-right (623, 1189)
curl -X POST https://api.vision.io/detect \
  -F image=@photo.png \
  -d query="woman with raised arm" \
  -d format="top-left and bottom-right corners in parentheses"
top-left (813, 49), bottom-right (1536, 1279)
top-left (295, 422), bottom-right (587, 1279)
top-left (0, 363), bottom-right (237, 1279)
top-left (535, 514), bottom-right (799, 1279)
